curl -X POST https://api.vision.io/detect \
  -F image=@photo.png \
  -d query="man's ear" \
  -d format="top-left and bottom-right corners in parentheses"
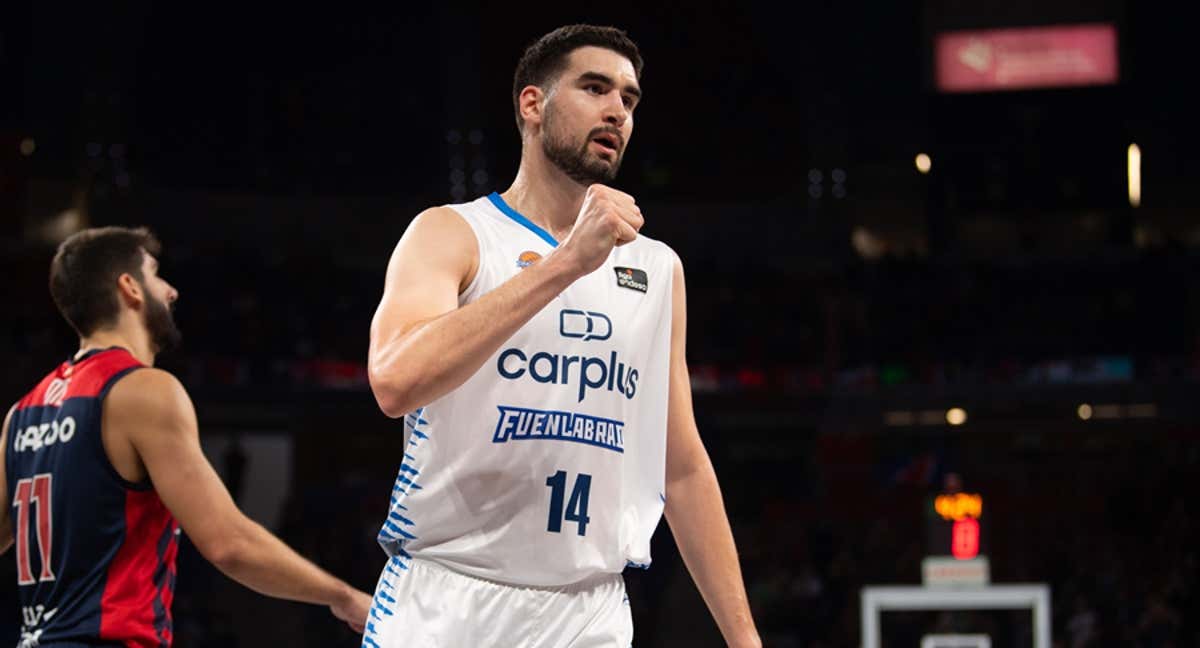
top-left (115, 273), bottom-right (144, 309)
top-left (518, 85), bottom-right (547, 133)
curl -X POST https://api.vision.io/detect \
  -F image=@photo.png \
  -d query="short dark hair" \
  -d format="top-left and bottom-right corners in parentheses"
top-left (512, 24), bottom-right (644, 133)
top-left (49, 226), bottom-right (162, 337)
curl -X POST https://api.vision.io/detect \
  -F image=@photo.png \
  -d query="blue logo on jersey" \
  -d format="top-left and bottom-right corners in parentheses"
top-left (559, 309), bottom-right (611, 341)
top-left (497, 349), bottom-right (639, 402)
top-left (494, 405), bottom-right (624, 453)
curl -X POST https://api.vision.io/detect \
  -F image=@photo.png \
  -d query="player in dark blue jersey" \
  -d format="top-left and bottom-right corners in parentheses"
top-left (0, 226), bottom-right (371, 647)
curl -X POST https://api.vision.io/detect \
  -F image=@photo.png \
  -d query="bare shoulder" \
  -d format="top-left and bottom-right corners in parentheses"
top-left (411, 205), bottom-right (471, 230)
top-left (399, 206), bottom-right (476, 253)
top-left (1, 403), bottom-right (13, 449)
top-left (104, 368), bottom-right (195, 429)
top-left (387, 205), bottom-right (480, 292)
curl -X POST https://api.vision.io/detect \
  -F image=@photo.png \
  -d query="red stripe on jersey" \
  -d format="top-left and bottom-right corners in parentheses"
top-left (16, 348), bottom-right (142, 409)
top-left (99, 490), bottom-right (178, 647)
top-left (16, 371), bottom-right (64, 410)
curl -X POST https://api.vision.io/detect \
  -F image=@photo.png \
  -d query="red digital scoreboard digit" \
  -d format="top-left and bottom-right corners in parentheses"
top-left (927, 492), bottom-right (985, 560)
top-left (952, 518), bottom-right (980, 559)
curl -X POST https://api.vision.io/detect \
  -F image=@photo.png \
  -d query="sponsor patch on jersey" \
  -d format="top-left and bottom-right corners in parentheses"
top-left (517, 251), bottom-right (542, 269)
top-left (493, 405), bottom-right (625, 453)
top-left (559, 309), bottom-right (611, 341)
top-left (614, 267), bottom-right (648, 293)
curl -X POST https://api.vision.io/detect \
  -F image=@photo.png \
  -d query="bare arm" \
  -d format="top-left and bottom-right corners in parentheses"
top-left (369, 186), bottom-right (643, 417)
top-left (106, 370), bottom-right (371, 633)
top-left (662, 257), bottom-right (762, 648)
top-left (368, 206), bottom-right (578, 417)
top-left (0, 405), bottom-right (13, 554)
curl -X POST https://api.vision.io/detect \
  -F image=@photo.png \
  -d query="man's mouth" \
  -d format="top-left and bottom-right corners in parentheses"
top-left (590, 133), bottom-right (620, 155)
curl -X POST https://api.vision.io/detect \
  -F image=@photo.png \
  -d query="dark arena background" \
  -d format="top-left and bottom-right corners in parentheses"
top-left (2, 1), bottom-right (1198, 646)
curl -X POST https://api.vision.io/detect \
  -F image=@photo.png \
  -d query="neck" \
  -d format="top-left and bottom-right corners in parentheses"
top-left (78, 324), bottom-right (156, 367)
top-left (500, 141), bottom-right (589, 242)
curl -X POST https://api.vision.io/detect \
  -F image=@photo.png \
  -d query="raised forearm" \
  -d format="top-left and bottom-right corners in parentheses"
top-left (370, 251), bottom-right (580, 416)
top-left (665, 458), bottom-right (761, 648)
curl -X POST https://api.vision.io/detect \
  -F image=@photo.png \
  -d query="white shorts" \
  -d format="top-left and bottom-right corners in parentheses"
top-left (361, 556), bottom-right (634, 648)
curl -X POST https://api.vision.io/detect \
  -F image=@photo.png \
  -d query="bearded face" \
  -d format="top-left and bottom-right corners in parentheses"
top-left (540, 99), bottom-right (625, 185)
top-left (142, 283), bottom-right (182, 354)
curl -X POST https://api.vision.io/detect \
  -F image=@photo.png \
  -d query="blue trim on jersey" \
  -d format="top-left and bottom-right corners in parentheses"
top-left (487, 192), bottom-right (559, 247)
top-left (379, 408), bottom-right (426, 561)
top-left (365, 554), bottom-right (406, 648)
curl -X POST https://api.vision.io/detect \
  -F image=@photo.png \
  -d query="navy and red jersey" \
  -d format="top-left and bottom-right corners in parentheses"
top-left (5, 347), bottom-right (179, 647)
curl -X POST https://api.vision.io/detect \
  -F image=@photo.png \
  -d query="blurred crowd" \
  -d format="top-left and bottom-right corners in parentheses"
top-left (5, 235), bottom-right (1197, 399)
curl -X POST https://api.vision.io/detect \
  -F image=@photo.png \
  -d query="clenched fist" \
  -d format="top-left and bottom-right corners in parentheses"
top-left (557, 184), bottom-right (644, 276)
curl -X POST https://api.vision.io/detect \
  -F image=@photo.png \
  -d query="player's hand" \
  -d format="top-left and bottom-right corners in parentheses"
top-left (557, 184), bottom-right (644, 276)
top-left (330, 584), bottom-right (372, 634)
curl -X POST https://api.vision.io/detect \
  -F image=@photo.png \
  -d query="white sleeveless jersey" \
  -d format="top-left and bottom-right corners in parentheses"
top-left (376, 192), bottom-right (675, 587)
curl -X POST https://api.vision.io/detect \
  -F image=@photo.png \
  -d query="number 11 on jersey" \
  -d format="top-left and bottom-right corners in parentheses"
top-left (13, 473), bottom-right (55, 585)
top-left (545, 471), bottom-right (591, 536)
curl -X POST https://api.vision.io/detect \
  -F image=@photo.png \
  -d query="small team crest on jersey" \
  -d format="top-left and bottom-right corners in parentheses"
top-left (614, 267), bottom-right (648, 293)
top-left (44, 378), bottom-right (70, 407)
top-left (517, 251), bottom-right (542, 269)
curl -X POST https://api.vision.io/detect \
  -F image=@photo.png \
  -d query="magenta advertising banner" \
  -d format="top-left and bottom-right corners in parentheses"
top-left (935, 23), bottom-right (1119, 92)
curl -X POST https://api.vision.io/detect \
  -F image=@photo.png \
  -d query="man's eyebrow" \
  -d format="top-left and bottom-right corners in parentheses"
top-left (578, 71), bottom-right (641, 99)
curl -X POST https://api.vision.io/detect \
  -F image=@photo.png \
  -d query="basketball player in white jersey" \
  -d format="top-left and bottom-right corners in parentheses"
top-left (364, 25), bottom-right (761, 648)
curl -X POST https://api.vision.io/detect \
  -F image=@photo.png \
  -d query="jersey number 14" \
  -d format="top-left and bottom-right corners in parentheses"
top-left (545, 471), bottom-right (592, 536)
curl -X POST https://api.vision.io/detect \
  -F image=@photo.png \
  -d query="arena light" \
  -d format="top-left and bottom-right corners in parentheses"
top-left (916, 153), bottom-right (932, 174)
top-left (935, 493), bottom-right (983, 521)
top-left (1077, 403), bottom-right (1093, 420)
top-left (19, 138), bottom-right (36, 156)
top-left (945, 407), bottom-right (967, 426)
top-left (1128, 143), bottom-right (1141, 207)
